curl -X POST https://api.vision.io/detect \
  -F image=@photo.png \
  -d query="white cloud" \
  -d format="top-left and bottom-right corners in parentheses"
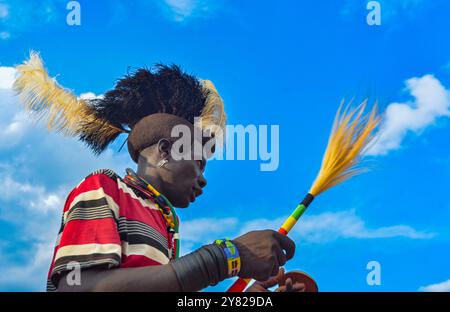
top-left (419, 279), bottom-right (450, 292)
top-left (0, 239), bottom-right (57, 290)
top-left (0, 175), bottom-right (65, 214)
top-left (0, 31), bottom-right (9, 40)
top-left (367, 75), bottom-right (450, 155)
top-left (182, 217), bottom-right (238, 243)
top-left (0, 63), bottom-right (133, 291)
top-left (1, 0), bottom-right (216, 37)
top-left (0, 110), bottom-right (32, 148)
top-left (179, 217), bottom-right (238, 254)
top-left (0, 66), bottom-right (15, 88)
top-left (165, 0), bottom-right (197, 19)
top-left (239, 210), bottom-right (435, 243)
top-left (0, 0), bottom-right (60, 39)
top-left (0, 3), bottom-right (8, 19)
top-left (159, 0), bottom-right (216, 22)
top-left (341, 0), bottom-right (425, 21)
top-left (79, 92), bottom-right (103, 101)
top-left (0, 171), bottom-right (64, 290)
top-left (178, 210), bottom-right (434, 256)
top-left (0, 68), bottom-right (34, 148)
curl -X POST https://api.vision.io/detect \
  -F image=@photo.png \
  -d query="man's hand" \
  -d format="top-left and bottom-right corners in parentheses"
top-left (232, 230), bottom-right (295, 282)
top-left (246, 268), bottom-right (306, 292)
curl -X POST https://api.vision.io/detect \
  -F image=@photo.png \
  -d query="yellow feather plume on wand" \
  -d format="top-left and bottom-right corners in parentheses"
top-left (309, 100), bottom-right (381, 196)
top-left (13, 52), bottom-right (127, 151)
top-left (228, 100), bottom-right (382, 292)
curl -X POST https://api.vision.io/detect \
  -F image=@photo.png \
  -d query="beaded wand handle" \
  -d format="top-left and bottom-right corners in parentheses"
top-left (227, 194), bottom-right (314, 292)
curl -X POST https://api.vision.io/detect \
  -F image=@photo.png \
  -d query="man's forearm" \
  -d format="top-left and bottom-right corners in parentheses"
top-left (57, 264), bottom-right (181, 292)
top-left (57, 243), bottom-right (229, 292)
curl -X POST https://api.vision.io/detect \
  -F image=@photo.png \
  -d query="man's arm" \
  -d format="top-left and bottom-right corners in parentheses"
top-left (56, 242), bottom-right (226, 292)
top-left (57, 263), bottom-right (181, 292)
top-left (56, 230), bottom-right (296, 292)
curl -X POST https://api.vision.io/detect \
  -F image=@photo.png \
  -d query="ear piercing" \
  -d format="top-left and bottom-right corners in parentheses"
top-left (157, 158), bottom-right (168, 168)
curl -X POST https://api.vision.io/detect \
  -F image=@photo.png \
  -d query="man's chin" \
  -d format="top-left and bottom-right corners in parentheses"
top-left (178, 202), bottom-right (190, 208)
top-left (172, 198), bottom-right (190, 209)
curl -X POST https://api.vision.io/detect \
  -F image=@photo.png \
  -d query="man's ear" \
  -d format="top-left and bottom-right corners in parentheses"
top-left (157, 138), bottom-right (172, 157)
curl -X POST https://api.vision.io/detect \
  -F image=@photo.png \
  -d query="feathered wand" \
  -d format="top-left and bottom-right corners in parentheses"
top-left (227, 101), bottom-right (382, 292)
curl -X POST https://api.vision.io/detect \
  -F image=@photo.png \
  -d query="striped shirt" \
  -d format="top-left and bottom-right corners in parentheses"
top-left (46, 169), bottom-right (177, 291)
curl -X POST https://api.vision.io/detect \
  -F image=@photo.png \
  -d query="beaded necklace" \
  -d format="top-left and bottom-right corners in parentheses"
top-left (123, 168), bottom-right (180, 259)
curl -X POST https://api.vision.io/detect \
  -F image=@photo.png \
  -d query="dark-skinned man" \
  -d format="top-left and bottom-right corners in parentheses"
top-left (14, 54), bottom-right (304, 292)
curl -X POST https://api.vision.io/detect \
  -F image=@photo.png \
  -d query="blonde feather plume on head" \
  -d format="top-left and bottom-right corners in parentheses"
top-left (199, 79), bottom-right (227, 147)
top-left (13, 51), bottom-right (126, 152)
top-left (309, 100), bottom-right (381, 196)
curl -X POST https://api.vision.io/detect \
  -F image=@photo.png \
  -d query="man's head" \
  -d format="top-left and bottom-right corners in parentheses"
top-left (136, 137), bottom-right (208, 208)
top-left (87, 64), bottom-right (225, 207)
top-left (81, 63), bottom-right (224, 206)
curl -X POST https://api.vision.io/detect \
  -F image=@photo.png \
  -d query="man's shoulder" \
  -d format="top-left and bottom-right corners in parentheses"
top-left (60, 169), bottom-right (123, 213)
top-left (85, 168), bottom-right (121, 181)
top-left (72, 168), bottom-right (122, 190)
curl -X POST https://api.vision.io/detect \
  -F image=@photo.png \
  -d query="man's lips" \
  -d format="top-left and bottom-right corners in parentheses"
top-left (189, 188), bottom-right (203, 202)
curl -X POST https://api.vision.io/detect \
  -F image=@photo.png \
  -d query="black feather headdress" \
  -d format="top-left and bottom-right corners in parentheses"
top-left (13, 52), bottom-right (226, 156)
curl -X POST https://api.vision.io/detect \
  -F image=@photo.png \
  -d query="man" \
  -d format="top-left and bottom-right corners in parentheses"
top-left (14, 53), bottom-right (305, 292)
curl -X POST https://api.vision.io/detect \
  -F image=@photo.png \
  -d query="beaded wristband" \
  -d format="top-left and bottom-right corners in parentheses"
top-left (214, 238), bottom-right (241, 277)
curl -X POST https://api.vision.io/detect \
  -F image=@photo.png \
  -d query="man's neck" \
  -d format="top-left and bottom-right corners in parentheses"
top-left (135, 166), bottom-right (165, 195)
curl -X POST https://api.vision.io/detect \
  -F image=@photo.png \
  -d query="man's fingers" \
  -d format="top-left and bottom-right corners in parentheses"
top-left (276, 242), bottom-right (287, 266)
top-left (276, 267), bottom-right (285, 279)
top-left (271, 261), bottom-right (280, 277)
top-left (276, 281), bottom-right (306, 292)
top-left (273, 242), bottom-right (287, 268)
top-left (259, 267), bottom-right (283, 288)
top-left (273, 267), bottom-right (285, 284)
top-left (285, 277), bottom-right (293, 292)
top-left (273, 232), bottom-right (296, 260)
top-left (291, 282), bottom-right (306, 292)
top-left (279, 252), bottom-right (287, 266)
top-left (247, 283), bottom-right (269, 292)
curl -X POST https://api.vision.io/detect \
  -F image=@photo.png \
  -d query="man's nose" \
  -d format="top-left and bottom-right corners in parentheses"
top-left (198, 175), bottom-right (207, 188)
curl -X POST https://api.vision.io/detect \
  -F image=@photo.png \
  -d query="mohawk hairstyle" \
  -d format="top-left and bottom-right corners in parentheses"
top-left (90, 64), bottom-right (208, 129)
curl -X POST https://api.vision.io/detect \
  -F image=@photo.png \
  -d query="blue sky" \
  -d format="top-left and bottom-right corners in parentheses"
top-left (0, 0), bottom-right (449, 292)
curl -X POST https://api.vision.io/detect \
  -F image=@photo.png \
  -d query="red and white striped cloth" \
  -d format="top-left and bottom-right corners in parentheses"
top-left (46, 169), bottom-right (177, 291)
